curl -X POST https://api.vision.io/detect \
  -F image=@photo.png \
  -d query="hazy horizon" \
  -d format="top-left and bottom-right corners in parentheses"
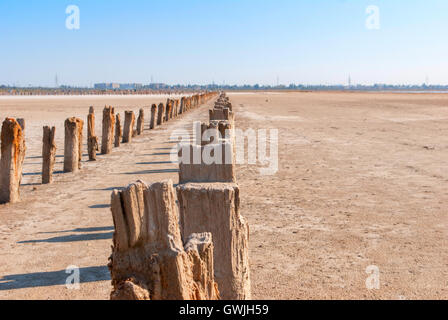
top-left (1, 0), bottom-right (447, 87)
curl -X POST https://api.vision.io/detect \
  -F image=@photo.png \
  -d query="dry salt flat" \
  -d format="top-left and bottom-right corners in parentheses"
top-left (0, 91), bottom-right (447, 299)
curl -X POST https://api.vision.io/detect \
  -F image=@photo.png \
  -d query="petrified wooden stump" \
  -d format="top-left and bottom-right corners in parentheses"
top-left (101, 106), bottom-right (115, 154)
top-left (201, 122), bottom-right (220, 146)
top-left (64, 117), bottom-right (83, 173)
top-left (123, 111), bottom-right (135, 143)
top-left (108, 180), bottom-right (220, 300)
top-left (169, 100), bottom-right (174, 119)
top-left (42, 126), bottom-right (56, 184)
top-left (209, 108), bottom-right (234, 122)
top-left (137, 108), bottom-right (144, 135)
top-left (165, 100), bottom-right (172, 122)
top-left (178, 142), bottom-right (235, 184)
top-left (157, 103), bottom-right (164, 125)
top-left (174, 100), bottom-right (179, 117)
top-left (150, 104), bottom-right (157, 129)
top-left (114, 114), bottom-right (122, 148)
top-left (177, 183), bottom-right (251, 300)
top-left (87, 109), bottom-right (99, 161)
top-left (0, 118), bottom-right (26, 204)
top-left (179, 97), bottom-right (185, 115)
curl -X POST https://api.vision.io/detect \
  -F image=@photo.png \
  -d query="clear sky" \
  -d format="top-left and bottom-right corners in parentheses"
top-left (1, 0), bottom-right (447, 87)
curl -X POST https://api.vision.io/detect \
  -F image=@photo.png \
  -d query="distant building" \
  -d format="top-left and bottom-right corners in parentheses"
top-left (119, 83), bottom-right (143, 90)
top-left (94, 83), bottom-right (120, 90)
top-left (94, 83), bottom-right (143, 90)
top-left (148, 83), bottom-right (169, 90)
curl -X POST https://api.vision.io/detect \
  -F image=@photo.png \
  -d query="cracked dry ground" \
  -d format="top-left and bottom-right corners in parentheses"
top-left (1, 91), bottom-right (448, 299)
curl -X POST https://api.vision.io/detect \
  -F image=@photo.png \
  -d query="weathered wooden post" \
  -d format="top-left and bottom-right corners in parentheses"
top-left (165, 99), bottom-right (171, 122)
top-left (177, 183), bottom-right (251, 300)
top-left (0, 118), bottom-right (26, 204)
top-left (157, 103), bottom-right (165, 125)
top-left (108, 180), bottom-right (220, 300)
top-left (179, 97), bottom-right (185, 115)
top-left (178, 142), bottom-right (235, 184)
top-left (169, 100), bottom-right (174, 119)
top-left (150, 104), bottom-right (157, 129)
top-left (87, 107), bottom-right (99, 161)
top-left (122, 111), bottom-right (135, 143)
top-left (42, 126), bottom-right (56, 184)
top-left (176, 100), bottom-right (180, 116)
top-left (137, 108), bottom-right (144, 135)
top-left (64, 117), bottom-right (83, 173)
top-left (101, 106), bottom-right (115, 154)
top-left (114, 114), bottom-right (122, 148)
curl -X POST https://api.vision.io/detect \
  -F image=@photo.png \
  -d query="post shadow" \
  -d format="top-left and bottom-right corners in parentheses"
top-left (0, 266), bottom-right (110, 291)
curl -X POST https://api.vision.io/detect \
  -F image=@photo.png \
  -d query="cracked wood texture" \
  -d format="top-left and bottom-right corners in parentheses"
top-left (177, 182), bottom-right (251, 300)
top-left (87, 109), bottom-right (99, 161)
top-left (101, 106), bottom-right (115, 154)
top-left (63, 117), bottom-right (83, 173)
top-left (42, 126), bottom-right (56, 184)
top-left (108, 180), bottom-right (220, 300)
top-left (0, 118), bottom-right (26, 204)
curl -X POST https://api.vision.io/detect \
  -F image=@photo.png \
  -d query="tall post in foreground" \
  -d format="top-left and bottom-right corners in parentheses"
top-left (177, 183), bottom-right (251, 300)
top-left (108, 180), bottom-right (220, 300)
top-left (101, 106), bottom-right (115, 154)
top-left (114, 114), bottom-right (122, 148)
top-left (150, 104), bottom-right (157, 129)
top-left (87, 108), bottom-right (99, 161)
top-left (0, 118), bottom-right (26, 204)
top-left (122, 111), bottom-right (135, 143)
top-left (64, 117), bottom-right (83, 173)
top-left (137, 108), bottom-right (144, 135)
top-left (42, 126), bottom-right (56, 184)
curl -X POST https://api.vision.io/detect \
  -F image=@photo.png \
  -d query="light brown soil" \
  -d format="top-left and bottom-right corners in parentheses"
top-left (0, 92), bottom-right (447, 300)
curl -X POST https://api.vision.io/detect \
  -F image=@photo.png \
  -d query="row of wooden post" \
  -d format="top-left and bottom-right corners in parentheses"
top-left (0, 92), bottom-right (218, 204)
top-left (108, 92), bottom-right (251, 300)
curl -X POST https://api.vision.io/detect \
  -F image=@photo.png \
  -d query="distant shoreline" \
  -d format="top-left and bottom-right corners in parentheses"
top-left (1, 90), bottom-right (448, 98)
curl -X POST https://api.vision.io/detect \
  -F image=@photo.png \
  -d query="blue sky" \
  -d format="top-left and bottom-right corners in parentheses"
top-left (0, 0), bottom-right (447, 87)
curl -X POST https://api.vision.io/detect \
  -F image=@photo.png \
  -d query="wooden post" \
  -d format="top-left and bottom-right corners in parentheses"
top-left (109, 180), bottom-right (220, 300)
top-left (179, 98), bottom-right (185, 115)
top-left (122, 111), bottom-right (135, 143)
top-left (150, 104), bottom-right (157, 129)
top-left (178, 142), bottom-right (235, 184)
top-left (42, 126), bottom-right (56, 184)
top-left (174, 100), bottom-right (179, 117)
top-left (137, 108), bottom-right (144, 135)
top-left (157, 103), bottom-right (165, 125)
top-left (177, 183), bottom-right (251, 300)
top-left (0, 118), bottom-right (26, 204)
top-left (165, 99), bottom-right (171, 122)
top-left (87, 108), bottom-right (99, 161)
top-left (114, 114), bottom-right (122, 148)
top-left (101, 106), bottom-right (115, 154)
top-left (64, 117), bottom-right (83, 173)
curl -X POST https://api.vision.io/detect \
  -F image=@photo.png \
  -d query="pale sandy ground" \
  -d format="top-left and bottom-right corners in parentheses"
top-left (0, 92), bottom-right (447, 300)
